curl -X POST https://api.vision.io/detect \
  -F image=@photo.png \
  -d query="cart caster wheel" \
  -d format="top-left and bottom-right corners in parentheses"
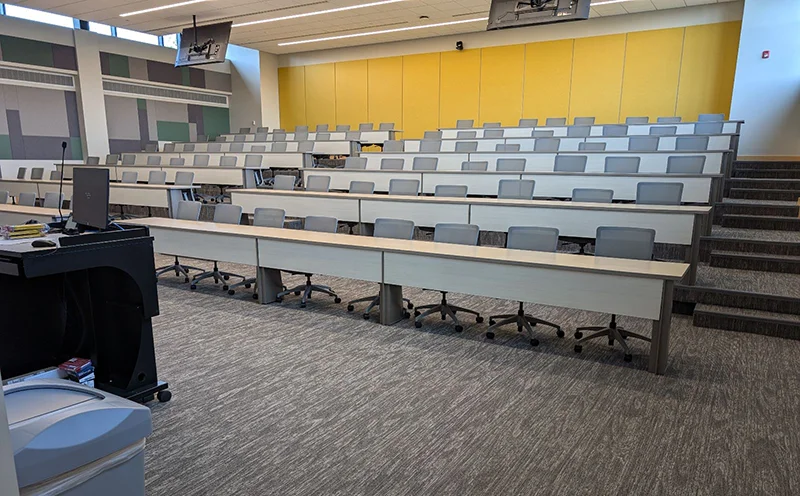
top-left (486, 331), bottom-right (495, 340)
top-left (334, 297), bottom-right (342, 304)
top-left (624, 354), bottom-right (632, 363)
top-left (244, 283), bottom-right (252, 289)
top-left (295, 291), bottom-right (301, 296)
top-left (300, 302), bottom-right (307, 308)
top-left (223, 275), bottom-right (230, 281)
top-left (222, 285), bottom-right (229, 291)
top-left (414, 310), bottom-right (421, 317)
top-left (276, 297), bottom-right (283, 303)
top-left (574, 345), bottom-right (583, 353)
top-left (407, 302), bottom-right (414, 310)
top-left (184, 277), bottom-right (190, 283)
top-left (414, 321), bottom-right (422, 329)
top-left (531, 338), bottom-right (540, 347)
top-left (455, 325), bottom-right (464, 333)
top-left (574, 331), bottom-right (583, 339)
top-left (476, 316), bottom-right (484, 323)
top-left (363, 313), bottom-right (370, 320)
top-left (556, 329), bottom-right (565, 338)
top-left (347, 304), bottom-right (355, 312)
top-left (253, 293), bottom-right (259, 300)
top-left (190, 284), bottom-right (197, 290)
top-left (157, 390), bottom-right (172, 403)
top-left (403, 311), bottom-right (411, 319)
top-left (228, 290), bottom-right (235, 295)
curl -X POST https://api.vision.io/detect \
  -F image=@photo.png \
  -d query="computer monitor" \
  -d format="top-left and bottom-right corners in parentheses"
top-left (72, 168), bottom-right (109, 230)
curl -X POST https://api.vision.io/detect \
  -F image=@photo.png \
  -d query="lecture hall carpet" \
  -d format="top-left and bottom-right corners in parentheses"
top-left (145, 256), bottom-right (800, 496)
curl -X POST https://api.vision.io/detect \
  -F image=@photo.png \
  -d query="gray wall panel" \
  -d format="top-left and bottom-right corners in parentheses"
top-left (17, 86), bottom-right (69, 137)
top-left (129, 56), bottom-right (149, 81)
top-left (204, 71), bottom-right (232, 93)
top-left (64, 91), bottom-right (80, 138)
top-left (6, 109), bottom-right (24, 159)
top-left (104, 95), bottom-right (141, 140)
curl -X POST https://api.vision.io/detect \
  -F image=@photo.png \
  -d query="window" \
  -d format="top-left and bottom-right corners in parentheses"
top-left (116, 27), bottom-right (159, 45)
top-left (5, 4), bottom-right (76, 29)
top-left (162, 33), bottom-right (179, 49)
top-left (88, 22), bottom-right (113, 36)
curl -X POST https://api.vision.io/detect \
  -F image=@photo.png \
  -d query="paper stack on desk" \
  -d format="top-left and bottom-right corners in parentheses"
top-left (58, 358), bottom-right (95, 387)
top-left (1, 223), bottom-right (46, 240)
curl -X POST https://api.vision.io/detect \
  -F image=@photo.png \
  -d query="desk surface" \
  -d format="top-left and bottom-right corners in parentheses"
top-left (5, 178), bottom-right (198, 190)
top-left (308, 169), bottom-right (722, 178)
top-left (132, 217), bottom-right (688, 280)
top-left (0, 204), bottom-right (68, 217)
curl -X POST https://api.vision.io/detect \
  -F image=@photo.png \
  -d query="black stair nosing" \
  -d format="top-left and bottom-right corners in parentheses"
top-left (709, 250), bottom-right (800, 261)
top-left (719, 215), bottom-right (800, 230)
top-left (734, 170), bottom-right (800, 179)
top-left (676, 284), bottom-right (800, 308)
top-left (701, 236), bottom-right (800, 247)
top-left (708, 252), bottom-right (800, 274)
top-left (728, 189), bottom-right (800, 200)
top-left (725, 180), bottom-right (800, 191)
top-left (693, 311), bottom-right (800, 341)
top-left (715, 204), bottom-right (800, 217)
top-left (735, 162), bottom-right (800, 169)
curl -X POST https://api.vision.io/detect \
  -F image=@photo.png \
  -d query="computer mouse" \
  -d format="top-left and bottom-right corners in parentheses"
top-left (32, 239), bottom-right (57, 248)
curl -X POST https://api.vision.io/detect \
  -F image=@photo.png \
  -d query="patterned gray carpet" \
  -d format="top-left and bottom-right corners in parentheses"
top-left (145, 256), bottom-right (800, 496)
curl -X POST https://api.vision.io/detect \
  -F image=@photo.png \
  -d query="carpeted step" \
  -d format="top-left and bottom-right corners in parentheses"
top-left (675, 284), bottom-right (800, 316)
top-left (693, 304), bottom-right (800, 340)
top-left (728, 188), bottom-right (800, 201)
top-left (725, 178), bottom-right (800, 191)
top-left (714, 203), bottom-right (799, 222)
top-left (720, 214), bottom-right (800, 231)
top-left (709, 250), bottom-right (800, 274)
top-left (734, 169), bottom-right (800, 179)
top-left (734, 161), bottom-right (800, 170)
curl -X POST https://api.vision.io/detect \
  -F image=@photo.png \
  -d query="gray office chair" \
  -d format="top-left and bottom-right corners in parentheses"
top-left (30, 168), bottom-right (44, 180)
top-left (345, 131), bottom-right (362, 141)
top-left (567, 125), bottom-right (591, 137)
top-left (335, 124), bottom-right (350, 132)
top-left (183, 143), bottom-right (196, 152)
top-left (455, 141), bottom-right (478, 152)
top-left (435, 184), bottom-right (468, 197)
top-left (273, 132), bottom-right (288, 141)
top-left (423, 131), bottom-right (443, 140)
top-left (272, 142), bottom-right (288, 153)
top-left (43, 192), bottom-right (63, 209)
top-left (175, 171), bottom-right (195, 201)
top-left (545, 117), bottom-right (567, 126)
top-left (381, 158), bottom-right (405, 170)
top-left (193, 154), bottom-right (210, 167)
top-left (305, 175), bottom-right (331, 192)
top-left (121, 171), bottom-right (139, 183)
top-left (277, 216), bottom-right (342, 307)
top-left (16, 167), bottom-right (26, 179)
top-left (695, 122), bottom-right (723, 135)
top-left (698, 113), bottom-right (724, 121)
top-left (676, 136), bottom-right (709, 151)
top-left (358, 123), bottom-right (373, 131)
top-left (170, 158), bottom-right (185, 166)
top-left (295, 125), bottom-right (309, 133)
top-left (383, 140), bottom-right (404, 152)
top-left (86, 156), bottom-right (101, 165)
top-left (414, 223), bottom-right (484, 332)
top-left (344, 157), bottom-right (368, 169)
top-left (534, 138), bottom-right (560, 152)
top-left (572, 188), bottom-right (614, 203)
top-left (498, 179), bottom-right (535, 199)
top-left (657, 117), bottom-right (681, 123)
top-left (105, 154), bottom-right (120, 165)
top-left (483, 122), bottom-right (501, 128)
top-left (148, 170), bottom-right (167, 184)
top-left (579, 142), bottom-right (606, 151)
top-left (457, 131), bottom-right (477, 139)
top-left (121, 155), bottom-right (136, 166)
top-left (144, 143), bottom-right (158, 152)
top-left (628, 136), bottom-right (659, 152)
top-left (553, 155), bottom-right (587, 173)
top-left (228, 207), bottom-right (288, 297)
top-left (255, 133), bottom-right (268, 142)
top-left (574, 226), bottom-right (656, 362)
top-left (574, 117), bottom-right (595, 125)
top-left (239, 127), bottom-right (251, 134)
top-left (603, 124), bottom-right (628, 137)
top-left (462, 161), bottom-right (488, 171)
top-left (486, 226), bottom-right (564, 345)
top-left (636, 182), bottom-right (684, 205)
top-left (626, 117), bottom-right (649, 124)
top-left (649, 126), bottom-right (677, 136)
top-left (257, 127), bottom-right (269, 133)
top-left (153, 213), bottom-right (204, 282)
top-left (49, 170), bottom-right (62, 181)
top-left (163, 143), bottom-right (176, 153)
top-left (295, 131), bottom-right (309, 142)
top-left (196, 135), bottom-right (208, 142)
top-left (316, 124), bottom-right (329, 132)
top-left (412, 157), bottom-right (438, 171)
top-left (519, 118), bottom-right (538, 127)
top-left (533, 130), bottom-right (555, 138)
top-left (349, 181), bottom-right (375, 194)
top-left (605, 156), bottom-right (640, 173)
top-left (456, 119), bottom-right (474, 129)
top-left (347, 218), bottom-right (416, 319)
top-left (146, 156), bottom-right (161, 166)
top-left (420, 140), bottom-right (442, 152)
top-left (190, 204), bottom-right (247, 292)
top-left (496, 144), bottom-right (520, 152)
top-left (388, 179), bottom-right (420, 196)
top-left (379, 123), bottom-right (395, 130)
top-left (273, 175), bottom-right (296, 190)
top-left (220, 156), bottom-right (238, 167)
top-left (496, 158), bottom-right (526, 172)
top-left (666, 156), bottom-right (706, 174)
top-left (230, 143), bottom-right (245, 153)
top-left (17, 192), bottom-right (36, 206)
top-left (316, 132), bottom-right (331, 141)
top-left (0, 191), bottom-right (8, 204)
top-left (298, 141), bottom-right (314, 153)
top-left (208, 143), bottom-right (223, 153)
top-left (251, 145), bottom-right (267, 153)
top-left (216, 136), bottom-right (227, 142)
top-left (484, 129), bottom-right (504, 138)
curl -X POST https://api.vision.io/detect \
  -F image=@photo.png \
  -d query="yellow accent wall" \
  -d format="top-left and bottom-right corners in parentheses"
top-left (278, 22), bottom-right (741, 137)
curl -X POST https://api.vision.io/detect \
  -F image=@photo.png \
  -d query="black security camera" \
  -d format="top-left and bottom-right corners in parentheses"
top-left (456, 41), bottom-right (464, 51)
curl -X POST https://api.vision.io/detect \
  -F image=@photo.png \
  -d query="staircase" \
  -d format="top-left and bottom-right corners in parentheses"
top-left (676, 160), bottom-right (800, 340)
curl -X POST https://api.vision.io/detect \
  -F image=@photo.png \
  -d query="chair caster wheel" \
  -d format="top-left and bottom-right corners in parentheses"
top-left (407, 302), bottom-right (414, 309)
top-left (222, 285), bottom-right (229, 291)
top-left (244, 283), bottom-right (252, 289)
top-left (476, 316), bottom-right (484, 323)
top-left (276, 297), bottom-right (283, 303)
top-left (295, 291), bottom-right (301, 296)
top-left (574, 331), bottom-right (583, 339)
top-left (347, 304), bottom-right (355, 312)
top-left (624, 354), bottom-right (632, 362)
top-left (190, 284), bottom-right (197, 290)
top-left (414, 311), bottom-right (421, 317)
top-left (530, 338), bottom-right (539, 347)
top-left (184, 277), bottom-right (190, 283)
top-left (157, 390), bottom-right (172, 403)
top-left (414, 321), bottom-right (422, 329)
top-left (455, 325), bottom-right (463, 333)
top-left (403, 311), bottom-right (411, 319)
top-left (223, 275), bottom-right (230, 281)
top-left (334, 297), bottom-right (342, 304)
top-left (517, 326), bottom-right (523, 333)
top-left (574, 345), bottom-right (583, 353)
top-left (300, 303), bottom-right (307, 308)
top-left (253, 293), bottom-right (259, 300)
top-left (608, 339), bottom-right (615, 346)
top-left (486, 331), bottom-right (495, 340)
top-left (556, 329), bottom-right (565, 338)
top-left (228, 290), bottom-right (235, 295)
top-left (363, 313), bottom-right (370, 320)
top-left (489, 319), bottom-right (495, 326)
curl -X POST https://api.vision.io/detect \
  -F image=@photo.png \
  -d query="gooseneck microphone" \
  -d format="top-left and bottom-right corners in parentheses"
top-left (58, 141), bottom-right (67, 223)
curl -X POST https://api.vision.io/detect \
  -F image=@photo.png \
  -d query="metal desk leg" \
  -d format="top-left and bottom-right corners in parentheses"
top-left (243, 169), bottom-right (258, 189)
top-left (257, 267), bottom-right (284, 304)
top-left (684, 215), bottom-right (703, 286)
top-left (166, 189), bottom-right (182, 218)
top-left (380, 284), bottom-right (405, 325)
top-left (649, 280), bottom-right (675, 375)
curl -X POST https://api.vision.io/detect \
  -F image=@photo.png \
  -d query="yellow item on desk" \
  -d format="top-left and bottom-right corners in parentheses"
top-left (2, 223), bottom-right (46, 240)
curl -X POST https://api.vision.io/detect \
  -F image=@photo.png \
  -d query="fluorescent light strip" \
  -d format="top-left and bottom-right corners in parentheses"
top-left (121, 0), bottom-right (208, 17)
top-left (233, 0), bottom-right (407, 28)
top-left (279, 17), bottom-right (488, 46)
top-left (592, 0), bottom-right (634, 6)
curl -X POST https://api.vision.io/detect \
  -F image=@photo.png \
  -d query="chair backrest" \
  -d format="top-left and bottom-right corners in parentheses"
top-left (666, 155), bottom-right (706, 174)
top-left (483, 122), bottom-right (501, 128)
top-left (183, 143), bottom-right (196, 152)
top-left (496, 144), bottom-right (520, 152)
top-left (163, 143), bottom-right (176, 153)
top-left (388, 178), bottom-right (420, 196)
top-left (229, 143), bottom-right (245, 153)
top-left (604, 156), bottom-right (641, 173)
top-left (257, 127), bottom-right (269, 133)
top-left (196, 135), bottom-right (208, 142)
top-left (17, 192), bottom-right (36, 206)
top-left (254, 133), bottom-right (268, 142)
top-left (595, 226), bottom-right (656, 261)
top-left (419, 140), bottom-right (442, 152)
top-left (344, 157), bottom-right (368, 169)
top-left (273, 132), bottom-right (287, 141)
top-left (456, 131), bottom-right (477, 139)
top-left (456, 119), bottom-right (474, 129)
top-left (170, 157), bottom-right (185, 166)
top-left (379, 122), bottom-right (395, 130)
top-left (545, 117), bottom-right (567, 126)
top-left (315, 124), bottom-right (329, 132)
top-left (412, 157), bottom-right (438, 171)
top-left (244, 155), bottom-right (263, 168)
top-left (273, 175), bottom-right (296, 190)
top-left (383, 140), bottom-right (404, 152)
top-left (213, 203), bottom-right (243, 225)
top-left (628, 136), bottom-right (659, 152)
top-left (86, 156), bottom-right (101, 165)
top-left (175, 200), bottom-right (202, 220)
top-left (676, 136), bottom-right (709, 151)
top-left (433, 223), bottom-right (480, 246)
top-left (567, 125), bottom-right (590, 137)
top-left (272, 142), bottom-right (288, 153)
top-left (251, 145), bottom-right (267, 153)
top-left (316, 132), bottom-right (331, 141)
top-left (193, 154), bottom-right (210, 166)
top-left (220, 156), bottom-right (238, 167)
top-left (295, 125), bottom-right (309, 133)
top-left (636, 182), bottom-right (684, 205)
top-left (381, 158), bottom-right (405, 170)
top-left (579, 142), bottom-right (606, 151)
top-left (121, 154), bottom-right (135, 165)
top-left (30, 167), bottom-right (44, 180)
top-left (574, 117), bottom-right (595, 125)
top-left (295, 131), bottom-right (309, 141)
top-left (49, 170), bottom-right (62, 181)
top-left (435, 184), bottom-right (468, 197)
top-left (533, 130), bottom-right (555, 138)
top-left (305, 175), bottom-right (331, 192)
top-left (121, 171), bottom-right (138, 183)
top-left (657, 116), bottom-right (681, 123)
top-left (553, 155), bottom-right (587, 173)
top-left (304, 215), bottom-right (338, 233)
top-left (16, 167), bottom-right (26, 179)
top-left (484, 129), bottom-right (504, 138)
top-left (649, 126), bottom-right (677, 136)
top-left (233, 135), bottom-right (247, 143)
top-left (462, 161), bottom-right (488, 171)
top-left (0, 191), bottom-right (8, 204)
top-left (174, 171), bottom-right (194, 186)
top-left (239, 127), bottom-right (251, 134)
top-left (698, 113), bottom-right (725, 122)
top-left (497, 179), bottom-right (535, 199)
top-left (455, 141), bottom-right (478, 152)
top-left (298, 141), bottom-right (314, 153)
top-left (335, 124), bottom-right (350, 132)
top-left (146, 155), bottom-right (162, 166)
top-left (519, 118), bottom-right (538, 127)
top-left (345, 131), bottom-right (362, 141)
top-left (625, 116), bottom-right (649, 124)
top-left (506, 226), bottom-right (559, 252)
top-left (144, 143), bottom-right (158, 152)
top-left (423, 130), bottom-right (443, 140)
top-left (216, 135), bottom-right (227, 142)
top-left (695, 122), bottom-right (724, 135)
top-left (358, 123), bottom-right (373, 131)
top-left (572, 188), bottom-right (614, 203)
top-left (349, 181), bottom-right (375, 194)
top-left (496, 158), bottom-right (526, 172)
top-left (602, 124), bottom-right (628, 137)
top-left (253, 208), bottom-right (286, 228)
top-left (208, 143), bottom-right (223, 152)
top-left (534, 138), bottom-right (560, 152)
top-left (105, 154), bottom-right (120, 165)
top-left (373, 218), bottom-right (415, 240)
top-left (43, 192), bottom-right (63, 209)
top-left (148, 170), bottom-right (167, 184)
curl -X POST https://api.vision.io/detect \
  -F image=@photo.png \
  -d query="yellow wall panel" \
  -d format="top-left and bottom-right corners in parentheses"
top-left (278, 66), bottom-right (305, 131)
top-left (402, 53), bottom-right (440, 139)
top-left (335, 60), bottom-right (368, 129)
top-left (620, 28), bottom-right (684, 122)
top-left (479, 45), bottom-right (525, 126)
top-left (304, 63), bottom-right (336, 129)
top-left (439, 49), bottom-right (481, 128)
top-left (368, 57), bottom-right (403, 130)
top-left (569, 34), bottom-right (626, 124)
top-left (522, 39), bottom-right (573, 124)
top-left (676, 21), bottom-right (741, 121)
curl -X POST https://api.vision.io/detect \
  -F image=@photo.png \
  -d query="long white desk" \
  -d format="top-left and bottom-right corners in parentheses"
top-left (199, 139), bottom-right (359, 156)
top-left (63, 164), bottom-right (266, 188)
top-left (0, 204), bottom-right (69, 225)
top-left (133, 216), bottom-right (687, 374)
top-left (220, 130), bottom-right (398, 145)
top-left (439, 121), bottom-right (743, 138)
top-left (230, 189), bottom-right (708, 284)
top-left (118, 152), bottom-right (312, 169)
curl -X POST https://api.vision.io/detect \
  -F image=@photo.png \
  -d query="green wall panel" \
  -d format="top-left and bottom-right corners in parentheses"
top-left (137, 99), bottom-right (147, 110)
top-left (201, 106), bottom-right (230, 139)
top-left (0, 35), bottom-right (54, 67)
top-left (70, 137), bottom-right (83, 161)
top-left (108, 53), bottom-right (130, 78)
top-left (181, 67), bottom-right (191, 86)
top-left (157, 121), bottom-right (190, 142)
top-left (0, 135), bottom-right (11, 159)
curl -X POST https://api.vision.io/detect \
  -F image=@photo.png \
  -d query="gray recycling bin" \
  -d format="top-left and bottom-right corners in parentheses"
top-left (4, 379), bottom-right (152, 496)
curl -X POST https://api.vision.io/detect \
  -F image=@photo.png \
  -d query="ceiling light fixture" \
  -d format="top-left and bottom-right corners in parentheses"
top-left (233, 0), bottom-right (408, 28)
top-left (120, 0), bottom-right (209, 17)
top-left (278, 17), bottom-right (488, 46)
top-left (591, 0), bottom-right (634, 6)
